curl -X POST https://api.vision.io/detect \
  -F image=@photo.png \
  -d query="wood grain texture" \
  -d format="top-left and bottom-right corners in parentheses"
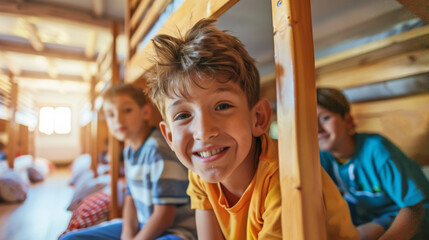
top-left (352, 93), bottom-right (429, 166)
top-left (317, 49), bottom-right (429, 89)
top-left (271, 0), bottom-right (326, 239)
top-left (315, 25), bottom-right (429, 73)
top-left (397, 0), bottom-right (429, 23)
top-left (7, 80), bottom-right (17, 168)
top-left (125, 0), bottom-right (239, 83)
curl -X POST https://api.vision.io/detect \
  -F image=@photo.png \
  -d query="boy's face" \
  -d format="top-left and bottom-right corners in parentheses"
top-left (317, 105), bottom-right (353, 152)
top-left (103, 94), bottom-right (148, 143)
top-left (160, 77), bottom-right (270, 184)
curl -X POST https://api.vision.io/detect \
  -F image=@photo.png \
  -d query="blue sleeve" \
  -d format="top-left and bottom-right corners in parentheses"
top-left (149, 144), bottom-right (190, 205)
top-left (123, 149), bottom-right (131, 196)
top-left (125, 184), bottom-right (131, 195)
top-left (375, 138), bottom-right (429, 207)
top-left (320, 151), bottom-right (334, 177)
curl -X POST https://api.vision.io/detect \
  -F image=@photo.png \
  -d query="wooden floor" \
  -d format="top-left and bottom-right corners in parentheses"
top-left (0, 167), bottom-right (74, 240)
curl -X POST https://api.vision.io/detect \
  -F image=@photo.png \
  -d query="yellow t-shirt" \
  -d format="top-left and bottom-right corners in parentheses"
top-left (187, 133), bottom-right (359, 239)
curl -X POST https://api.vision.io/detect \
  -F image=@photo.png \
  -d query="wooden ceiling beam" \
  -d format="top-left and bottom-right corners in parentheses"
top-left (23, 19), bottom-right (44, 51)
top-left (0, 39), bottom-right (96, 62)
top-left (396, 0), bottom-right (429, 23)
top-left (92, 0), bottom-right (106, 17)
top-left (0, 0), bottom-right (122, 29)
top-left (1, 68), bottom-right (85, 82)
top-left (0, 51), bottom-right (21, 75)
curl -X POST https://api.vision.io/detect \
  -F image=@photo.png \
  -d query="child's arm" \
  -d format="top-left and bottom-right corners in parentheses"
top-left (132, 204), bottom-right (177, 240)
top-left (378, 203), bottom-right (425, 240)
top-left (121, 195), bottom-right (140, 240)
top-left (196, 209), bottom-right (225, 240)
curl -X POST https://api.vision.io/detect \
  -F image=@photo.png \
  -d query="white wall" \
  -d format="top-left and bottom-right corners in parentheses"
top-left (34, 91), bottom-right (87, 165)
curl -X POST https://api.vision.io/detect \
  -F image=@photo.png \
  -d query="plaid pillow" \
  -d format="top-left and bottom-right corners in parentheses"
top-left (59, 191), bottom-right (110, 238)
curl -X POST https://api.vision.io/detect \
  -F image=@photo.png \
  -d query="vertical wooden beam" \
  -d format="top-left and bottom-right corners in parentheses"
top-left (109, 22), bottom-right (122, 219)
top-left (108, 133), bottom-right (121, 219)
top-left (90, 75), bottom-right (99, 178)
top-left (29, 127), bottom-right (35, 157)
top-left (92, 0), bottom-right (106, 17)
top-left (18, 125), bottom-right (29, 155)
top-left (124, 0), bottom-right (132, 69)
top-left (111, 23), bottom-right (120, 85)
top-left (7, 76), bottom-right (18, 168)
top-left (271, 0), bottom-right (327, 239)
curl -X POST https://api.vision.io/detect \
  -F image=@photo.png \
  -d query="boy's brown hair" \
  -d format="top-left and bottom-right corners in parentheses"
top-left (317, 87), bottom-right (350, 118)
top-left (146, 18), bottom-right (260, 119)
top-left (103, 83), bottom-right (148, 107)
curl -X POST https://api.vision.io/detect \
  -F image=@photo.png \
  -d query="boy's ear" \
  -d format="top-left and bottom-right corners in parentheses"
top-left (142, 104), bottom-right (153, 121)
top-left (159, 121), bottom-right (174, 151)
top-left (344, 113), bottom-right (355, 135)
top-left (252, 98), bottom-right (272, 137)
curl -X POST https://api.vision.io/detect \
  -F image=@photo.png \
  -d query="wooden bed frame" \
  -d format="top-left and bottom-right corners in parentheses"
top-left (0, 73), bottom-right (36, 169)
top-left (78, 22), bottom-right (124, 219)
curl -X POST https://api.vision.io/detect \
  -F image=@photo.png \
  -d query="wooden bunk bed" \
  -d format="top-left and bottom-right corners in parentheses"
top-left (0, 73), bottom-right (37, 169)
top-left (96, 22), bottom-right (123, 219)
top-left (0, 73), bottom-right (12, 167)
top-left (78, 22), bottom-right (124, 219)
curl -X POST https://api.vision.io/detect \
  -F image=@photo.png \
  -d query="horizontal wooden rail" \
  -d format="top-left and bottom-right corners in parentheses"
top-left (315, 25), bottom-right (429, 72)
top-left (130, 0), bottom-right (153, 31)
top-left (317, 49), bottom-right (429, 89)
top-left (130, 0), bottom-right (171, 51)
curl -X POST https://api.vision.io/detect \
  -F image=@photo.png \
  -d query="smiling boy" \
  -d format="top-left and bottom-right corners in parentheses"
top-left (146, 19), bottom-right (359, 239)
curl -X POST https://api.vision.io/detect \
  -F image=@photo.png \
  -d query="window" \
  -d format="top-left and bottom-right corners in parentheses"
top-left (39, 106), bottom-right (71, 135)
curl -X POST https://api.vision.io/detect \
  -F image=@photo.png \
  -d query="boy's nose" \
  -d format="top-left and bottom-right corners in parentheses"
top-left (193, 114), bottom-right (219, 141)
top-left (115, 113), bottom-right (125, 124)
top-left (317, 120), bottom-right (324, 133)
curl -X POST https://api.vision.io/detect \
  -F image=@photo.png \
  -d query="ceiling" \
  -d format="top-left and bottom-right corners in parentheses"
top-left (0, 0), bottom-right (419, 94)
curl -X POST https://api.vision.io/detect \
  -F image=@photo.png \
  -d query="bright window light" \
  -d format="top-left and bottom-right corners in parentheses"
top-left (39, 106), bottom-right (71, 135)
top-left (54, 107), bottom-right (71, 134)
top-left (39, 107), bottom-right (54, 135)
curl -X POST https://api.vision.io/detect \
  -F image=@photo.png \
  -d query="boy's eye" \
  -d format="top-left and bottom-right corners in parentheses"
top-left (174, 113), bottom-right (191, 121)
top-left (123, 107), bottom-right (132, 113)
top-left (320, 115), bottom-right (330, 122)
top-left (215, 103), bottom-right (232, 111)
top-left (106, 112), bottom-right (114, 118)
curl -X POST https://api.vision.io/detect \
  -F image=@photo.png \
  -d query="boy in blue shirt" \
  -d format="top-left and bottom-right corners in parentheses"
top-left (317, 87), bottom-right (429, 240)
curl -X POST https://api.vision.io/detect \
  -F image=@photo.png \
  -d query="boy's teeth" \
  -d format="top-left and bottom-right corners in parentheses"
top-left (198, 148), bottom-right (224, 158)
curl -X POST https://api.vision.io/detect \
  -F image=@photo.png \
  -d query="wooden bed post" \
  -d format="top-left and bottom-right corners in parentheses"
top-left (108, 21), bottom-right (122, 219)
top-left (271, 0), bottom-right (327, 239)
top-left (7, 75), bottom-right (18, 169)
top-left (90, 75), bottom-right (99, 178)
